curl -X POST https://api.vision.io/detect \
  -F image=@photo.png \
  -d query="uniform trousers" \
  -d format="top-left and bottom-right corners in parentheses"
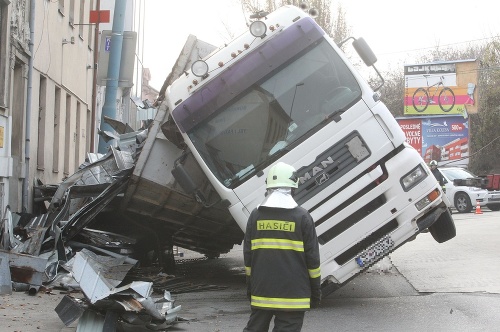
top-left (243, 308), bottom-right (305, 332)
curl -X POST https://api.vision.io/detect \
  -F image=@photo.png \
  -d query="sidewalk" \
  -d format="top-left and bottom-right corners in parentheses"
top-left (0, 290), bottom-right (76, 332)
top-left (0, 247), bottom-right (248, 332)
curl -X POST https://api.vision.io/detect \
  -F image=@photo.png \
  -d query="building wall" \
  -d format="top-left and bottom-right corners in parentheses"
top-left (0, 0), bottom-right (13, 214)
top-left (0, 0), bottom-right (96, 214)
top-left (1, 0), bottom-right (145, 214)
top-left (28, 0), bottom-right (95, 208)
top-left (2, 0), bottom-right (31, 213)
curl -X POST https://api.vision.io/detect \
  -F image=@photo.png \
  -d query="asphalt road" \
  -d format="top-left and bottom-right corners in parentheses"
top-left (1, 209), bottom-right (499, 331)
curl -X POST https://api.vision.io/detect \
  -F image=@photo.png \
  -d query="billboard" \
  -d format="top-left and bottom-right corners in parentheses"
top-left (396, 115), bottom-right (469, 167)
top-left (404, 60), bottom-right (478, 116)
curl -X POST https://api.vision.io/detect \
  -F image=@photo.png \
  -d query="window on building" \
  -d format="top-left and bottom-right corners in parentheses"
top-left (64, 94), bottom-right (72, 175)
top-left (79, 0), bottom-right (85, 38)
top-left (58, 0), bottom-right (65, 16)
top-left (12, 63), bottom-right (25, 160)
top-left (0, 2), bottom-right (9, 111)
top-left (75, 101), bottom-right (81, 168)
top-left (37, 76), bottom-right (47, 170)
top-left (87, 0), bottom-right (95, 49)
top-left (69, 0), bottom-right (75, 26)
top-left (86, 109), bottom-right (91, 152)
top-left (53, 87), bottom-right (61, 173)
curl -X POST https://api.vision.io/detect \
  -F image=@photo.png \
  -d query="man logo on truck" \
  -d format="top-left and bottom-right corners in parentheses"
top-left (315, 173), bottom-right (329, 186)
top-left (299, 156), bottom-right (336, 184)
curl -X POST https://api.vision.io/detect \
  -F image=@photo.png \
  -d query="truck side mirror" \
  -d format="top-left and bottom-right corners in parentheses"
top-left (343, 37), bottom-right (384, 91)
top-left (352, 38), bottom-right (377, 67)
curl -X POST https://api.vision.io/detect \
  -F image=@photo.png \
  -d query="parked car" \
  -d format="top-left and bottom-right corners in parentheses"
top-left (487, 192), bottom-right (500, 211)
top-left (438, 167), bottom-right (490, 213)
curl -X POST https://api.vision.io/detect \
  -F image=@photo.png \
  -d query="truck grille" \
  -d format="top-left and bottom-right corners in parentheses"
top-left (294, 131), bottom-right (370, 205)
top-left (309, 144), bottom-right (405, 266)
top-left (317, 194), bottom-right (387, 245)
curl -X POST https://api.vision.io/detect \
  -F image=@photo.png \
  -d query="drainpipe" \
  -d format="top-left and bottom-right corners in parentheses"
top-left (98, 0), bottom-right (127, 153)
top-left (22, 0), bottom-right (35, 212)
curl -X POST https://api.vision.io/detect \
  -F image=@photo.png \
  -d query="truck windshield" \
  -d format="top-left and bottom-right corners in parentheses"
top-left (188, 40), bottom-right (361, 188)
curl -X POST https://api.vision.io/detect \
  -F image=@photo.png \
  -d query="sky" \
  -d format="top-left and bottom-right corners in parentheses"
top-left (141, 0), bottom-right (500, 91)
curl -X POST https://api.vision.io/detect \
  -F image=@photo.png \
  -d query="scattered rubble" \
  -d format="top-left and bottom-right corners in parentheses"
top-left (0, 118), bottom-right (230, 330)
top-left (0, 36), bottom-right (243, 330)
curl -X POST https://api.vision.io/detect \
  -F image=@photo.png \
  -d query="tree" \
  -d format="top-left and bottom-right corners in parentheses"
top-left (238, 0), bottom-right (350, 43)
top-left (376, 70), bottom-right (405, 117)
top-left (469, 40), bottom-right (500, 174)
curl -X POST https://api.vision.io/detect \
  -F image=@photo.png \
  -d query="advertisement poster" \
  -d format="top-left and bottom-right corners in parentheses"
top-left (396, 115), bottom-right (469, 167)
top-left (404, 60), bottom-right (478, 116)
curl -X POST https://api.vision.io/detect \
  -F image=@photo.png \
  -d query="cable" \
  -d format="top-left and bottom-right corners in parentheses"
top-left (34, 0), bottom-right (48, 58)
top-left (379, 36), bottom-right (499, 56)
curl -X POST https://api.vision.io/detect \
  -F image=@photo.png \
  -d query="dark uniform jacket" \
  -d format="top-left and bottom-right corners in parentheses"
top-left (243, 205), bottom-right (321, 311)
top-left (431, 168), bottom-right (445, 186)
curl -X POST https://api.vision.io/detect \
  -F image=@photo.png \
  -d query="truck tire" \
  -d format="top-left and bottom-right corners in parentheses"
top-left (454, 192), bottom-right (472, 213)
top-left (429, 209), bottom-right (456, 243)
top-left (486, 204), bottom-right (500, 211)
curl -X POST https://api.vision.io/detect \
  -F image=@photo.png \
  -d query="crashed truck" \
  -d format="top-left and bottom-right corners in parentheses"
top-left (14, 4), bottom-right (456, 298)
top-left (123, 4), bottom-right (457, 294)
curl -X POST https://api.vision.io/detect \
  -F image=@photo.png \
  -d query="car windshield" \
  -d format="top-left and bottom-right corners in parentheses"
top-left (441, 168), bottom-right (476, 181)
top-left (187, 40), bottom-right (361, 188)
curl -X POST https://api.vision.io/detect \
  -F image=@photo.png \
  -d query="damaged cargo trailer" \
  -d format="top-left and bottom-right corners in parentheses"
top-left (118, 103), bottom-right (244, 258)
top-left (113, 35), bottom-right (245, 260)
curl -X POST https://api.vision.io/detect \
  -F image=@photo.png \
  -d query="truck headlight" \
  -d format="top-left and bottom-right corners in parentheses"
top-left (400, 165), bottom-right (427, 192)
top-left (191, 60), bottom-right (209, 77)
top-left (250, 21), bottom-right (267, 38)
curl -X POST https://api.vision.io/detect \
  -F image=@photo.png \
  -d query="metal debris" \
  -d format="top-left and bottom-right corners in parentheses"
top-left (1, 250), bottom-right (48, 295)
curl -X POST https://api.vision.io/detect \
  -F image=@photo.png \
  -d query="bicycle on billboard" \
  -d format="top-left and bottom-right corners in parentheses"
top-left (412, 75), bottom-right (455, 112)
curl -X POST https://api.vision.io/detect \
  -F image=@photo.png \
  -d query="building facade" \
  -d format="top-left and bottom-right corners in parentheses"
top-left (0, 0), bottom-right (96, 214)
top-left (0, 0), bottom-right (157, 216)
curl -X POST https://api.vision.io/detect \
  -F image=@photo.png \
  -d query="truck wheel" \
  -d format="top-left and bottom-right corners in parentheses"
top-left (429, 209), bottom-right (456, 243)
top-left (454, 192), bottom-right (472, 213)
top-left (486, 204), bottom-right (500, 211)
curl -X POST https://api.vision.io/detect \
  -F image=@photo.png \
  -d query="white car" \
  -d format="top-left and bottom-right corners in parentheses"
top-left (438, 167), bottom-right (489, 213)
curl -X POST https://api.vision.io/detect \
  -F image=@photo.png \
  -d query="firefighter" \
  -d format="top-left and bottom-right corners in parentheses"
top-left (429, 160), bottom-right (445, 188)
top-left (243, 162), bottom-right (321, 332)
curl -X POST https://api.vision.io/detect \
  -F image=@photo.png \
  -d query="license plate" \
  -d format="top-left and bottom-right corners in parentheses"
top-left (355, 235), bottom-right (395, 267)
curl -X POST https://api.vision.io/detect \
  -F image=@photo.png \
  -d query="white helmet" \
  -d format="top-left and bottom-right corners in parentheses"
top-left (266, 162), bottom-right (299, 189)
top-left (261, 162), bottom-right (299, 209)
top-left (429, 160), bottom-right (438, 167)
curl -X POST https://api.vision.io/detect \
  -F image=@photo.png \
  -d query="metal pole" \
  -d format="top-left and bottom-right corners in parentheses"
top-left (98, 0), bottom-right (127, 153)
top-left (90, 0), bottom-right (100, 153)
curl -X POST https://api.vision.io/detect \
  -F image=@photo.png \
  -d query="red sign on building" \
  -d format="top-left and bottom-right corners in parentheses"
top-left (89, 10), bottom-right (110, 24)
